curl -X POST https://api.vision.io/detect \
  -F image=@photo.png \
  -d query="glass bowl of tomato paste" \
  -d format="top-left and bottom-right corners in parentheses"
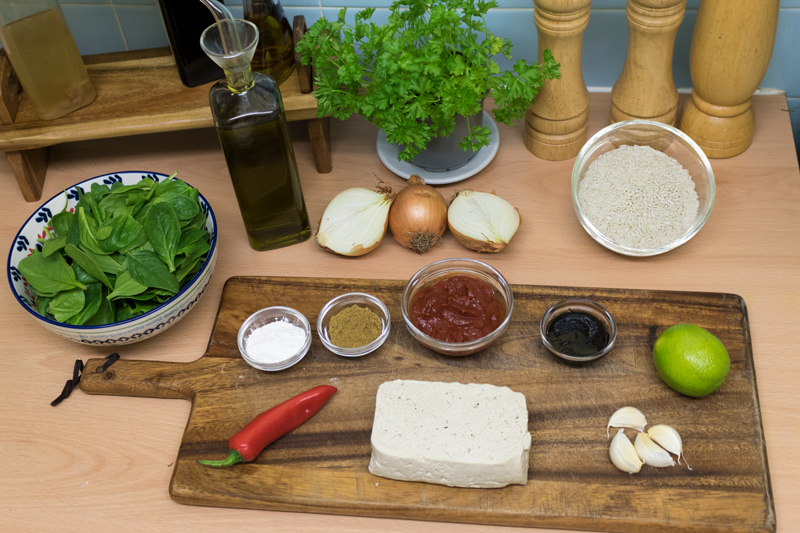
top-left (401, 258), bottom-right (514, 356)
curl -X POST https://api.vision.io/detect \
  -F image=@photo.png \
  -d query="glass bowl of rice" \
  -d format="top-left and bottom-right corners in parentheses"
top-left (572, 120), bottom-right (715, 256)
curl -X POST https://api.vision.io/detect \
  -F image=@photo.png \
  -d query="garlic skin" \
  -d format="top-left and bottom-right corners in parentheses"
top-left (447, 190), bottom-right (521, 252)
top-left (648, 424), bottom-right (691, 469)
top-left (607, 406), bottom-right (647, 438)
top-left (609, 429), bottom-right (643, 474)
top-left (316, 186), bottom-right (394, 256)
top-left (634, 432), bottom-right (675, 467)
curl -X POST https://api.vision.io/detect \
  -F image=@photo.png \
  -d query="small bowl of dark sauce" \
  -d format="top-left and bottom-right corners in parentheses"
top-left (540, 298), bottom-right (616, 363)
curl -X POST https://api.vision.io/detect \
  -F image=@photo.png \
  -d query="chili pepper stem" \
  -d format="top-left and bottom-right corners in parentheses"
top-left (196, 449), bottom-right (244, 468)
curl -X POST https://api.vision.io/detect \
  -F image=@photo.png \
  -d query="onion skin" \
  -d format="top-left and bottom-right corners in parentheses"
top-left (388, 175), bottom-right (448, 254)
top-left (448, 189), bottom-right (521, 253)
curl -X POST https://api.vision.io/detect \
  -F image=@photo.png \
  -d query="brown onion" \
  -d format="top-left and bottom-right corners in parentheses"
top-left (388, 175), bottom-right (448, 253)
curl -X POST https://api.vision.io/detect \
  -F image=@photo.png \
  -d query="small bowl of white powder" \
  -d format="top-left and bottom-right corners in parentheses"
top-left (238, 306), bottom-right (312, 371)
top-left (572, 120), bottom-right (715, 256)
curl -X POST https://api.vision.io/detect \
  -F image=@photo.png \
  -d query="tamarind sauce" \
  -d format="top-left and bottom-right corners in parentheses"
top-left (545, 311), bottom-right (609, 357)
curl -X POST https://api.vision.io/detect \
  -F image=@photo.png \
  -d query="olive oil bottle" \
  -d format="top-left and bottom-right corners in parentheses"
top-left (244, 0), bottom-right (295, 85)
top-left (201, 18), bottom-right (310, 251)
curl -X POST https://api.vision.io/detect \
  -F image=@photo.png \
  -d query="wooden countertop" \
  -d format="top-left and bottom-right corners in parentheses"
top-left (1, 92), bottom-right (798, 533)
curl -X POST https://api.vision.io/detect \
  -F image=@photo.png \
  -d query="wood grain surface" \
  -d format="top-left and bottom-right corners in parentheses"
top-left (1, 92), bottom-right (797, 533)
top-left (678, 0), bottom-right (780, 158)
top-left (0, 47), bottom-right (319, 154)
top-left (78, 276), bottom-right (774, 532)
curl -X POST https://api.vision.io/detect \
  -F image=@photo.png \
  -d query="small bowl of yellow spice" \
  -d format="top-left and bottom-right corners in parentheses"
top-left (317, 292), bottom-right (391, 357)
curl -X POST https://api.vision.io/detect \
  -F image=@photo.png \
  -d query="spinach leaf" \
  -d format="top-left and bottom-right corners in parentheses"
top-left (64, 244), bottom-right (113, 289)
top-left (177, 228), bottom-right (208, 254)
top-left (35, 294), bottom-right (52, 317)
top-left (18, 251), bottom-right (86, 294)
top-left (98, 192), bottom-right (131, 219)
top-left (67, 282), bottom-right (102, 325)
top-left (90, 182), bottom-right (111, 199)
top-left (181, 208), bottom-right (207, 232)
top-left (85, 293), bottom-right (115, 326)
top-left (175, 239), bottom-right (211, 282)
top-left (144, 203), bottom-right (180, 272)
top-left (42, 235), bottom-right (67, 257)
top-left (78, 245), bottom-right (123, 274)
top-left (73, 263), bottom-right (99, 284)
top-left (66, 209), bottom-right (81, 246)
top-left (153, 192), bottom-right (199, 221)
top-left (97, 214), bottom-right (143, 254)
top-left (50, 211), bottom-right (74, 236)
top-left (77, 207), bottom-right (108, 255)
top-left (107, 271), bottom-right (148, 301)
top-left (127, 249), bottom-right (179, 293)
top-left (80, 190), bottom-right (106, 225)
top-left (50, 287), bottom-right (85, 323)
top-left (96, 224), bottom-right (113, 240)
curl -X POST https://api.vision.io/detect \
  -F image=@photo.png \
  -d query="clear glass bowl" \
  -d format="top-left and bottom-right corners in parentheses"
top-left (317, 292), bottom-right (391, 357)
top-left (401, 258), bottom-right (514, 357)
top-left (572, 120), bottom-right (715, 256)
top-left (238, 306), bottom-right (311, 371)
top-left (539, 298), bottom-right (617, 364)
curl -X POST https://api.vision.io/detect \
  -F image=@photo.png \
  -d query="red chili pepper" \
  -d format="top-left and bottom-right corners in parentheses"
top-left (197, 384), bottom-right (337, 468)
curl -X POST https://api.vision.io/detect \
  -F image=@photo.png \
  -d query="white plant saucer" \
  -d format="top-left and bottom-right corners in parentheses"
top-left (376, 111), bottom-right (500, 185)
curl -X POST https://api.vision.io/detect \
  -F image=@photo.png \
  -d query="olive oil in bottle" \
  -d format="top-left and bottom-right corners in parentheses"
top-left (244, 0), bottom-right (295, 85)
top-left (201, 18), bottom-right (310, 251)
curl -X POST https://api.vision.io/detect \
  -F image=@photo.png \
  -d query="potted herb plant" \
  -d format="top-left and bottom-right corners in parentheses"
top-left (297, 0), bottom-right (560, 168)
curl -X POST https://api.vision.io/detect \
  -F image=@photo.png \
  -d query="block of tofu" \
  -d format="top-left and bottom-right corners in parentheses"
top-left (368, 379), bottom-right (531, 488)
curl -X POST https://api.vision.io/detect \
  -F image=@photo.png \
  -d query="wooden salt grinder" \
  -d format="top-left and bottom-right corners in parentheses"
top-left (524, 0), bottom-right (591, 161)
top-left (678, 0), bottom-right (779, 158)
top-left (609, 0), bottom-right (686, 125)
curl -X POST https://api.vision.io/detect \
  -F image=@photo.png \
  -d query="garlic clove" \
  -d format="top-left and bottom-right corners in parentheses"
top-left (609, 429), bottom-right (643, 474)
top-left (647, 424), bottom-right (691, 469)
top-left (447, 190), bottom-right (521, 253)
top-left (634, 431), bottom-right (675, 467)
top-left (316, 186), bottom-right (394, 256)
top-left (607, 406), bottom-right (647, 438)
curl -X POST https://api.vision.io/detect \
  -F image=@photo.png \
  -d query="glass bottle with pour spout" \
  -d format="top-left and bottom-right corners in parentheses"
top-left (0, 0), bottom-right (96, 120)
top-left (200, 16), bottom-right (310, 251)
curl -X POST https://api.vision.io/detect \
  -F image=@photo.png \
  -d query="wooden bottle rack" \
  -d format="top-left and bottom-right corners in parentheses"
top-left (0, 16), bottom-right (331, 202)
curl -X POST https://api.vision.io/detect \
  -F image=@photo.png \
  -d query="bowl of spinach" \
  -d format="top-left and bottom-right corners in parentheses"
top-left (7, 171), bottom-right (217, 345)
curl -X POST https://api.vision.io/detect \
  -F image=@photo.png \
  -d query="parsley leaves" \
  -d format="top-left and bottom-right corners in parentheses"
top-left (297, 0), bottom-right (560, 161)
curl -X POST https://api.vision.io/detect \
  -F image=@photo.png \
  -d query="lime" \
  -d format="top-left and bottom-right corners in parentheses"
top-left (652, 323), bottom-right (730, 397)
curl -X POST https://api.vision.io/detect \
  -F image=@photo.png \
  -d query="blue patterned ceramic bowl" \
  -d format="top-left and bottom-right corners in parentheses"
top-left (7, 171), bottom-right (217, 345)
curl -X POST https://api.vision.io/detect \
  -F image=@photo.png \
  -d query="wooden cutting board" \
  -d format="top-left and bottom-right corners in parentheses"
top-left (79, 276), bottom-right (775, 532)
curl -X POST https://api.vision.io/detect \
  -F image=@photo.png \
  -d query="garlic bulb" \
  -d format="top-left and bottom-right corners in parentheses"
top-left (607, 406), bottom-right (647, 438)
top-left (609, 429), bottom-right (643, 474)
top-left (634, 432), bottom-right (675, 467)
top-left (447, 190), bottom-right (521, 252)
top-left (316, 185), bottom-right (395, 256)
top-left (648, 424), bottom-right (691, 469)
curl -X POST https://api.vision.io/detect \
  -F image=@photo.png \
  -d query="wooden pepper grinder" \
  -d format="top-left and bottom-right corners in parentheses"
top-left (678, 0), bottom-right (779, 158)
top-left (609, 0), bottom-right (686, 125)
top-left (524, 0), bottom-right (591, 161)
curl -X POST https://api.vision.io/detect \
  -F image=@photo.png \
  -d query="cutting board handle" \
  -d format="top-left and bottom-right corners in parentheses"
top-left (80, 357), bottom-right (212, 400)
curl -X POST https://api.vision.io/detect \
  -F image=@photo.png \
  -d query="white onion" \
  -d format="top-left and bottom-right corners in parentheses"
top-left (448, 189), bottom-right (521, 252)
top-left (316, 185), bottom-right (395, 256)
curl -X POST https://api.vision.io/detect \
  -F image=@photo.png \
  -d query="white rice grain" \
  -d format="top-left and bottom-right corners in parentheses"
top-left (578, 145), bottom-right (699, 249)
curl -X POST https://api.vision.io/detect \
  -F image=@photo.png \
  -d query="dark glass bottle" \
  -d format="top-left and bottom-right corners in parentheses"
top-left (244, 0), bottom-right (295, 85)
top-left (202, 19), bottom-right (311, 251)
top-left (157, 0), bottom-right (225, 87)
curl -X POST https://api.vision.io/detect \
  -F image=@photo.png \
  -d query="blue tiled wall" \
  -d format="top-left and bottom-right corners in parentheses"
top-left (54, 0), bottom-right (800, 157)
